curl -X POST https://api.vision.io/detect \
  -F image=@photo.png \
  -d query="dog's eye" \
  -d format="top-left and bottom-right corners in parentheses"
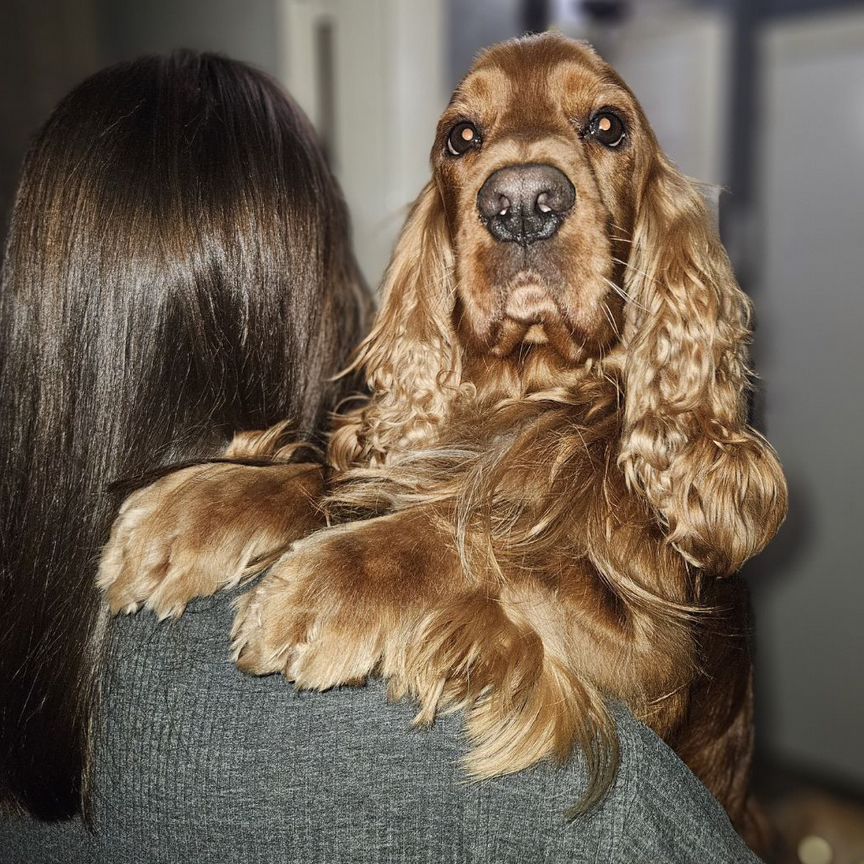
top-left (587, 111), bottom-right (627, 148)
top-left (447, 121), bottom-right (482, 156)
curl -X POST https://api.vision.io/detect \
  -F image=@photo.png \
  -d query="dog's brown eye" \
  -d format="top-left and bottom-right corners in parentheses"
top-left (588, 111), bottom-right (626, 148)
top-left (447, 121), bottom-right (481, 156)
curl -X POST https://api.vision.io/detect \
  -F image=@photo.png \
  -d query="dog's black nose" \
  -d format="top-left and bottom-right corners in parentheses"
top-left (477, 164), bottom-right (575, 246)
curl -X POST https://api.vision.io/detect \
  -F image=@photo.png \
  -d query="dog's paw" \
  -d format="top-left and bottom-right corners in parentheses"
top-left (98, 462), bottom-right (324, 619)
top-left (97, 468), bottom-right (205, 618)
top-left (231, 530), bottom-right (388, 688)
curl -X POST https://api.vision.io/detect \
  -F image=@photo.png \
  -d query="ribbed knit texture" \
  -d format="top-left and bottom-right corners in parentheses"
top-left (2, 588), bottom-right (761, 863)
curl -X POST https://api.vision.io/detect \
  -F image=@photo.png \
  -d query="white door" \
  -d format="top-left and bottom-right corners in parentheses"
top-left (278, 0), bottom-right (447, 288)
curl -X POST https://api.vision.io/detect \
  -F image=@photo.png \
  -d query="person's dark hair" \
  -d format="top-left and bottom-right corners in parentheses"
top-left (0, 51), bottom-right (369, 820)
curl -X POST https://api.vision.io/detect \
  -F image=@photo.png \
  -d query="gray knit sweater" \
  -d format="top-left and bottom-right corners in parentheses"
top-left (1, 588), bottom-right (761, 863)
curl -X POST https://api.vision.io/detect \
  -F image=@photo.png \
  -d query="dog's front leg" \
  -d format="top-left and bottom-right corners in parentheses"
top-left (98, 461), bottom-right (325, 619)
top-left (230, 513), bottom-right (618, 792)
top-left (231, 508), bottom-right (464, 689)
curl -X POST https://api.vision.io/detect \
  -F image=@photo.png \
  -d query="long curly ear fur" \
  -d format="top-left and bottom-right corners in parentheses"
top-left (618, 156), bottom-right (787, 576)
top-left (329, 183), bottom-right (465, 469)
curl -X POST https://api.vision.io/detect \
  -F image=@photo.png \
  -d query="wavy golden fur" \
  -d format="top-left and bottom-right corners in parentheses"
top-left (99, 34), bottom-right (786, 844)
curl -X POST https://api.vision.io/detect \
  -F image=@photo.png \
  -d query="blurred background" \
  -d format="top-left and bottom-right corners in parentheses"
top-left (1, 0), bottom-right (862, 858)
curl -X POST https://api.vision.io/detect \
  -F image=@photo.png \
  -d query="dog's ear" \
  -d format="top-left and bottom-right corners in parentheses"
top-left (329, 182), bottom-right (461, 469)
top-left (618, 155), bottom-right (787, 575)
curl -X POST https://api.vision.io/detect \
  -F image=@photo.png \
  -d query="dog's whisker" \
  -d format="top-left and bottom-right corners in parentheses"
top-left (603, 276), bottom-right (649, 313)
top-left (611, 256), bottom-right (660, 287)
top-left (600, 301), bottom-right (621, 339)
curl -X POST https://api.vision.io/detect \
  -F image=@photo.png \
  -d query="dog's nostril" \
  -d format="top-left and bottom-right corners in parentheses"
top-left (536, 192), bottom-right (552, 214)
top-left (498, 195), bottom-right (511, 216)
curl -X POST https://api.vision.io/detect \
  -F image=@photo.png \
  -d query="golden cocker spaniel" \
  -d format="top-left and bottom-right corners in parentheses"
top-left (99, 34), bottom-right (787, 843)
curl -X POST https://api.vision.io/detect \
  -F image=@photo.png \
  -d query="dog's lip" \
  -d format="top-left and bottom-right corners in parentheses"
top-left (490, 319), bottom-right (531, 357)
top-left (489, 315), bottom-right (583, 362)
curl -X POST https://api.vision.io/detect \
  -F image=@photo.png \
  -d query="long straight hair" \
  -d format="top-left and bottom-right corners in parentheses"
top-left (0, 52), bottom-right (369, 820)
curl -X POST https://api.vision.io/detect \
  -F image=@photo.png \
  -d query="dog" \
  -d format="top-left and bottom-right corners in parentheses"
top-left (99, 33), bottom-right (787, 845)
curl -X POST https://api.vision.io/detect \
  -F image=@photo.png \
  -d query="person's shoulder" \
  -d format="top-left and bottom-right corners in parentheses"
top-left (606, 707), bottom-right (762, 863)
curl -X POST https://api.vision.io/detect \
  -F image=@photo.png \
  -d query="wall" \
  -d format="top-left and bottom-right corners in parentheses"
top-left (96, 0), bottom-right (280, 75)
top-left (752, 7), bottom-right (864, 784)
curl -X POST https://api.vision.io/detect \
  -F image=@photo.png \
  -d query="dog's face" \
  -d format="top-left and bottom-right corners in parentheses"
top-left (433, 36), bottom-right (648, 363)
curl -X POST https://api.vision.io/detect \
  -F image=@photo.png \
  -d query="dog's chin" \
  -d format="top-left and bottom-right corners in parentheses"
top-left (470, 275), bottom-right (602, 363)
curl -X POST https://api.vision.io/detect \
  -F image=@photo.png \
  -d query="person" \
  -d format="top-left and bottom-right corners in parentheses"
top-left (0, 53), bottom-right (761, 863)
top-left (0, 50), bottom-right (368, 821)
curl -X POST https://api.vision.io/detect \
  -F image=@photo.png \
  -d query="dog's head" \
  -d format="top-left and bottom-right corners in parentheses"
top-left (434, 36), bottom-right (637, 363)
top-left (332, 33), bottom-right (786, 576)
